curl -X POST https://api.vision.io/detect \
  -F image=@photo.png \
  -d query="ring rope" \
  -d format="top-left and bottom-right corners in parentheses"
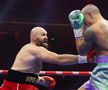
top-left (0, 70), bottom-right (91, 76)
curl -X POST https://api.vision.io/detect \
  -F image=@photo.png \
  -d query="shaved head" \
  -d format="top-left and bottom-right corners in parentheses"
top-left (31, 27), bottom-right (47, 37)
top-left (82, 4), bottom-right (100, 15)
top-left (81, 4), bottom-right (102, 26)
top-left (30, 27), bottom-right (48, 48)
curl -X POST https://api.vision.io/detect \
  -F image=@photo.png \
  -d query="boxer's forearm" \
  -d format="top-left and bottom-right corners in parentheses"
top-left (56, 54), bottom-right (78, 65)
top-left (75, 37), bottom-right (85, 53)
top-left (56, 54), bottom-right (87, 65)
top-left (75, 37), bottom-right (90, 56)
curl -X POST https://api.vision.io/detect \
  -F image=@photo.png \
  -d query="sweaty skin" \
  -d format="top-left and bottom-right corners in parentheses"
top-left (76, 4), bottom-right (108, 90)
top-left (76, 19), bottom-right (108, 55)
top-left (75, 6), bottom-right (108, 56)
top-left (11, 27), bottom-right (79, 74)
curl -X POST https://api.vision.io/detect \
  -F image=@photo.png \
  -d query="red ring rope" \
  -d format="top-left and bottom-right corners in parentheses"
top-left (0, 70), bottom-right (91, 76)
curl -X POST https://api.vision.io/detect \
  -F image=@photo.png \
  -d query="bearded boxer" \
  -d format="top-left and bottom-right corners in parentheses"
top-left (69, 4), bottom-right (108, 90)
top-left (0, 27), bottom-right (94, 90)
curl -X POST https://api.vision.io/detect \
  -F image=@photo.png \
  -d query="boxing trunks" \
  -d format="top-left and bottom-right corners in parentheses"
top-left (82, 55), bottom-right (108, 90)
top-left (0, 69), bottom-right (39, 90)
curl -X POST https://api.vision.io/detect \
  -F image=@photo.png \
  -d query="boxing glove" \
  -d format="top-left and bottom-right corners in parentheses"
top-left (69, 10), bottom-right (84, 38)
top-left (87, 49), bottom-right (96, 63)
top-left (36, 76), bottom-right (56, 90)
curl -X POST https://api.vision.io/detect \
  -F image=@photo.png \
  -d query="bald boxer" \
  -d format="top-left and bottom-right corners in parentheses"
top-left (0, 27), bottom-right (94, 90)
top-left (69, 4), bottom-right (108, 90)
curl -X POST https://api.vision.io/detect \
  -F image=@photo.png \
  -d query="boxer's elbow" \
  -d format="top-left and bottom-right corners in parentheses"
top-left (78, 48), bottom-right (89, 56)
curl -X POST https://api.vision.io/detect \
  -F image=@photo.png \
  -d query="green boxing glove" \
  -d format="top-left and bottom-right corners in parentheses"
top-left (69, 10), bottom-right (84, 38)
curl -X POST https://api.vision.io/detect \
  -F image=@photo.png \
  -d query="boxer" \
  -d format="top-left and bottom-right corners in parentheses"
top-left (69, 4), bottom-right (108, 90)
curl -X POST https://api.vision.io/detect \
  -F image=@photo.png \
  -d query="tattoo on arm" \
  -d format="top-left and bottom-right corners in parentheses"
top-left (79, 28), bottom-right (95, 55)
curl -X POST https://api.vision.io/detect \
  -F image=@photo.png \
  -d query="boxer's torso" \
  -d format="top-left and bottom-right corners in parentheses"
top-left (11, 43), bottom-right (42, 74)
top-left (90, 20), bottom-right (108, 55)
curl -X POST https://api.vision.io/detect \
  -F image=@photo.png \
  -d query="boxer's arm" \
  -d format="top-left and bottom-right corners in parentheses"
top-left (69, 10), bottom-right (95, 56)
top-left (35, 47), bottom-right (87, 65)
top-left (76, 27), bottom-right (95, 55)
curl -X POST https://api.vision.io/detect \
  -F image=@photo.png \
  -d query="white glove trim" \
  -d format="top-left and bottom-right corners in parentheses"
top-left (73, 28), bottom-right (83, 38)
top-left (78, 55), bottom-right (87, 64)
top-left (36, 76), bottom-right (48, 87)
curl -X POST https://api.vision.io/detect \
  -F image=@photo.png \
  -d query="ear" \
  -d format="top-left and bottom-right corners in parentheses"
top-left (88, 12), bottom-right (93, 18)
top-left (32, 35), bottom-right (36, 40)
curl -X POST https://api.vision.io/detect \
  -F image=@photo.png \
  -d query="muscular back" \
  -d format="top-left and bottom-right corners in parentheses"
top-left (11, 44), bottom-right (42, 74)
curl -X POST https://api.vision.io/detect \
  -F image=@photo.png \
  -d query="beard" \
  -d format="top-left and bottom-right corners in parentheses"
top-left (42, 38), bottom-right (48, 49)
top-left (42, 43), bottom-right (48, 49)
top-left (36, 39), bottom-right (48, 49)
